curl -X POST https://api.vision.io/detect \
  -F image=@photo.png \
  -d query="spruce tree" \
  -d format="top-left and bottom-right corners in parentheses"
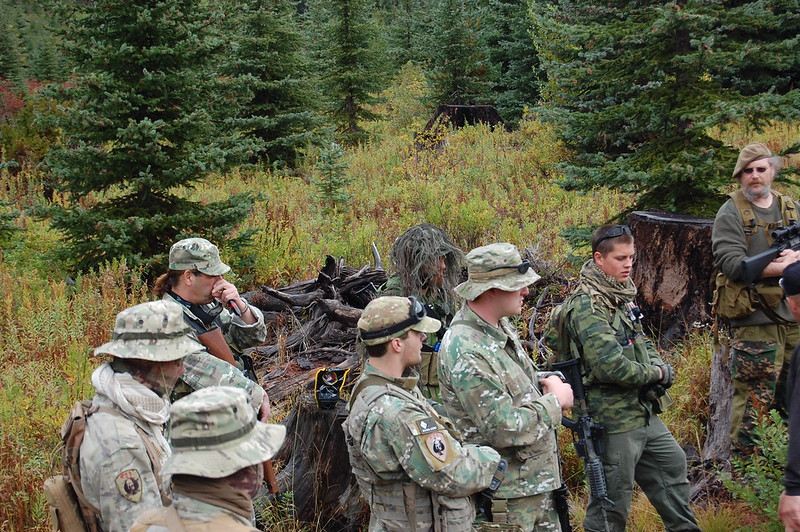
top-left (41, 0), bottom-right (258, 277)
top-left (306, 0), bottom-right (387, 145)
top-left (222, 0), bottom-right (317, 168)
top-left (425, 0), bottom-right (491, 106)
top-left (482, 0), bottom-right (541, 127)
top-left (530, 0), bottom-right (800, 217)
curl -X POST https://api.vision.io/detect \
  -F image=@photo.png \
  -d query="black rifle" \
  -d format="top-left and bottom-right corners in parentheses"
top-left (551, 358), bottom-right (615, 532)
top-left (742, 222), bottom-right (800, 285)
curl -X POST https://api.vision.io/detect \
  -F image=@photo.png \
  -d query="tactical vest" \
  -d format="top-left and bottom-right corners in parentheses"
top-left (345, 381), bottom-right (473, 532)
top-left (712, 190), bottom-right (797, 322)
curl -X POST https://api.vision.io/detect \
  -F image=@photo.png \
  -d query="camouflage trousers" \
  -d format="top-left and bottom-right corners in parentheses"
top-left (475, 492), bottom-right (560, 532)
top-left (729, 323), bottom-right (800, 453)
top-left (585, 417), bottom-right (698, 532)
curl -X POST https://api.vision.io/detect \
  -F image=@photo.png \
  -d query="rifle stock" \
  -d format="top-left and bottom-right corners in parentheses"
top-left (741, 222), bottom-right (800, 285)
top-left (196, 327), bottom-right (238, 366)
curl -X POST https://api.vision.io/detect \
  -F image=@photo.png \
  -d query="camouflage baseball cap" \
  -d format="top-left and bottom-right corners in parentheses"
top-left (733, 143), bottom-right (774, 179)
top-left (94, 300), bottom-right (199, 361)
top-left (455, 243), bottom-right (541, 301)
top-left (358, 296), bottom-right (441, 346)
top-left (169, 237), bottom-right (231, 276)
top-left (162, 386), bottom-right (286, 478)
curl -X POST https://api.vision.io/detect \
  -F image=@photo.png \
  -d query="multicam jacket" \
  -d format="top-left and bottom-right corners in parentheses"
top-left (163, 292), bottom-right (267, 409)
top-left (343, 363), bottom-right (501, 532)
top-left (438, 304), bottom-right (562, 500)
top-left (80, 394), bottom-right (167, 532)
top-left (561, 260), bottom-right (663, 434)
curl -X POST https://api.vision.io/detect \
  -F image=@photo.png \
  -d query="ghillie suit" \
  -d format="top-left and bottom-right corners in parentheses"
top-left (382, 224), bottom-right (465, 401)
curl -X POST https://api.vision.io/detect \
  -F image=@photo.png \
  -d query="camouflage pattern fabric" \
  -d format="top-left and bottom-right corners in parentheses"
top-left (80, 393), bottom-right (167, 532)
top-left (474, 493), bottom-right (559, 532)
top-left (343, 363), bottom-right (501, 532)
top-left (176, 351), bottom-right (266, 410)
top-left (163, 386), bottom-right (285, 479)
top-left (437, 303), bottom-right (561, 504)
top-left (558, 262), bottom-right (663, 433)
top-left (558, 261), bottom-right (698, 532)
top-left (380, 275), bottom-right (455, 401)
top-left (131, 492), bottom-right (258, 532)
top-left (94, 300), bottom-right (200, 362)
top-left (169, 237), bottom-right (231, 276)
top-left (729, 323), bottom-right (799, 451)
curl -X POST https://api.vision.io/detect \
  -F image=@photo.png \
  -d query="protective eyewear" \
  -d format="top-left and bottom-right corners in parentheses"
top-left (484, 259), bottom-right (532, 275)
top-left (741, 166), bottom-right (769, 175)
top-left (360, 296), bottom-right (427, 340)
top-left (596, 225), bottom-right (632, 247)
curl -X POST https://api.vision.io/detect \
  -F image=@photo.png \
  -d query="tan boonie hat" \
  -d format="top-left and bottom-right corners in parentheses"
top-left (358, 296), bottom-right (441, 347)
top-left (455, 243), bottom-right (541, 301)
top-left (94, 300), bottom-right (198, 361)
top-left (163, 386), bottom-right (286, 478)
top-left (169, 237), bottom-right (231, 276)
top-left (733, 143), bottom-right (773, 179)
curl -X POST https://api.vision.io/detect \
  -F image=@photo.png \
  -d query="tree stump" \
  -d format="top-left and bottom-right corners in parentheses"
top-left (628, 211), bottom-right (715, 344)
top-left (702, 338), bottom-right (732, 462)
top-left (273, 393), bottom-right (368, 532)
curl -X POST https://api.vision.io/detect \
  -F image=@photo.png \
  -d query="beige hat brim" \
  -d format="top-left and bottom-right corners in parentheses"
top-left (455, 269), bottom-right (541, 301)
top-left (163, 423), bottom-right (286, 478)
top-left (93, 336), bottom-right (202, 362)
top-left (198, 262), bottom-right (231, 276)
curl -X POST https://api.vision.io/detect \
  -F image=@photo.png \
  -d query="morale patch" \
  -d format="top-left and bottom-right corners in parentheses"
top-left (425, 432), bottom-right (448, 462)
top-left (416, 417), bottom-right (439, 434)
top-left (115, 469), bottom-right (143, 503)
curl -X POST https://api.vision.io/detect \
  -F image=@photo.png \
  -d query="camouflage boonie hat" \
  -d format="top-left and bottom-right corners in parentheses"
top-left (94, 300), bottom-right (198, 362)
top-left (455, 243), bottom-right (541, 301)
top-left (163, 386), bottom-right (286, 478)
top-left (358, 296), bottom-right (441, 346)
top-left (733, 143), bottom-right (774, 179)
top-left (169, 237), bottom-right (230, 276)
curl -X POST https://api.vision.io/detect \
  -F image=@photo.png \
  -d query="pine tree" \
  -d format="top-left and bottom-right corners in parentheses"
top-left (306, 0), bottom-right (387, 145)
top-left (0, 23), bottom-right (23, 87)
top-left (222, 0), bottom-right (317, 168)
top-left (382, 0), bottom-right (429, 69)
top-left (425, 0), bottom-right (491, 105)
top-left (40, 0), bottom-right (258, 277)
top-left (482, 0), bottom-right (541, 127)
top-left (530, 0), bottom-right (800, 217)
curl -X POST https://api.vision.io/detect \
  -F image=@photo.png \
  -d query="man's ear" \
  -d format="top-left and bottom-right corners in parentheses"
top-left (387, 336), bottom-right (404, 353)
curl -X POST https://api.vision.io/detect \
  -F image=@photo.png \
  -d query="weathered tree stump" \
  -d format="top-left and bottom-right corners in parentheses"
top-left (628, 211), bottom-right (715, 344)
top-left (273, 393), bottom-right (368, 532)
top-left (703, 338), bottom-right (732, 462)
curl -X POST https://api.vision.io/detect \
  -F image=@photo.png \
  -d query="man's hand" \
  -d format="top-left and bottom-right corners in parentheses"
top-left (259, 396), bottom-right (271, 421)
top-left (541, 376), bottom-right (574, 412)
top-left (779, 491), bottom-right (800, 531)
top-left (763, 250), bottom-right (800, 278)
top-left (654, 363), bottom-right (674, 388)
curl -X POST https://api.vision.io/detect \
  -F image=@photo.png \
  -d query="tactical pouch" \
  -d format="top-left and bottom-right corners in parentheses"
top-left (712, 271), bottom-right (783, 320)
top-left (43, 475), bottom-right (89, 532)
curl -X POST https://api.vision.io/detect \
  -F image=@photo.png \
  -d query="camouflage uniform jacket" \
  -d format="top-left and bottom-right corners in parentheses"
top-left (130, 492), bottom-right (258, 532)
top-left (712, 193), bottom-right (798, 326)
top-left (562, 262), bottom-right (664, 434)
top-left (163, 292), bottom-right (267, 409)
top-left (438, 304), bottom-right (562, 499)
top-left (80, 394), bottom-right (168, 532)
top-left (343, 363), bottom-right (501, 531)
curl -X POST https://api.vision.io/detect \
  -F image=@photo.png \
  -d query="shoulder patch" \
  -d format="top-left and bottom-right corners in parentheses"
top-left (425, 432), bottom-right (449, 462)
top-left (416, 417), bottom-right (439, 435)
top-left (116, 469), bottom-right (143, 502)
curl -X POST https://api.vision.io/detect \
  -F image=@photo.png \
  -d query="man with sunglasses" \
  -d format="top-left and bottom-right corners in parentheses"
top-left (153, 237), bottom-right (269, 416)
top-left (344, 296), bottom-right (507, 531)
top-left (712, 143), bottom-right (800, 454)
top-left (554, 225), bottom-right (699, 531)
top-left (437, 242), bottom-right (574, 531)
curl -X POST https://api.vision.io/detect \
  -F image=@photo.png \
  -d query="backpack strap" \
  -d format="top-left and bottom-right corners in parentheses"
top-left (162, 503), bottom-right (189, 532)
top-left (730, 189), bottom-right (798, 245)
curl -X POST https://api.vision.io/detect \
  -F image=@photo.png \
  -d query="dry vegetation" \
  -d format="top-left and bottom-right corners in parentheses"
top-left (1, 73), bottom-right (799, 530)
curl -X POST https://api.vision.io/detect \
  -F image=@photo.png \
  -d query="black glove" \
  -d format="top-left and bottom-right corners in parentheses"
top-left (654, 363), bottom-right (674, 389)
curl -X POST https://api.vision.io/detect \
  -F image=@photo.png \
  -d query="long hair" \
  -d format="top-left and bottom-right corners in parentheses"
top-left (389, 224), bottom-right (464, 308)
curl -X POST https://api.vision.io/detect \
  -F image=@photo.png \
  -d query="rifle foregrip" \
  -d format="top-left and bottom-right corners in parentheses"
top-left (586, 458), bottom-right (608, 500)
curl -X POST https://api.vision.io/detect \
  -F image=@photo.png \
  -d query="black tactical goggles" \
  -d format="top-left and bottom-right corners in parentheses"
top-left (595, 225), bottom-right (632, 247)
top-left (483, 259), bottom-right (532, 275)
top-left (360, 296), bottom-right (426, 340)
